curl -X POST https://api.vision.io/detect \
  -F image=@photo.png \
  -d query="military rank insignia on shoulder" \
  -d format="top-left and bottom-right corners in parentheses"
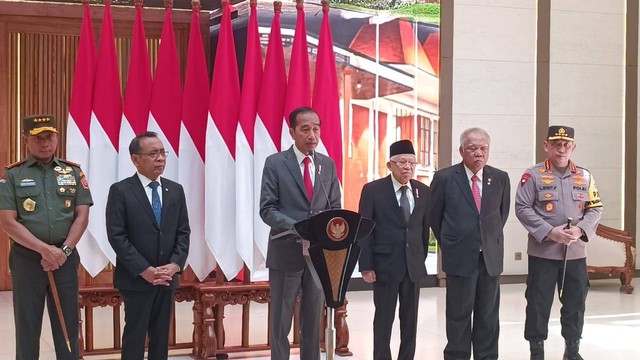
top-left (60, 159), bottom-right (81, 169)
top-left (5, 160), bottom-right (26, 170)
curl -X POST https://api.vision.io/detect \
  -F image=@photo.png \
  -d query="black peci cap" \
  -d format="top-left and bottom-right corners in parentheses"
top-left (389, 140), bottom-right (415, 157)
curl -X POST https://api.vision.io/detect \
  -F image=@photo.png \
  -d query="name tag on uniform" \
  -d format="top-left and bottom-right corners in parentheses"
top-left (19, 178), bottom-right (36, 187)
top-left (57, 174), bottom-right (77, 186)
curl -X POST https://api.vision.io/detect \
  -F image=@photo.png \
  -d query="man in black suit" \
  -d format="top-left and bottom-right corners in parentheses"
top-left (260, 107), bottom-right (341, 360)
top-left (430, 128), bottom-right (510, 360)
top-left (358, 140), bottom-right (431, 360)
top-left (106, 131), bottom-right (190, 360)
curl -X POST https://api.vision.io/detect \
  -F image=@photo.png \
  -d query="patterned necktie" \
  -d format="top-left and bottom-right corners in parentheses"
top-left (303, 157), bottom-right (313, 202)
top-left (400, 185), bottom-right (411, 225)
top-left (149, 181), bottom-right (162, 224)
top-left (471, 175), bottom-right (481, 212)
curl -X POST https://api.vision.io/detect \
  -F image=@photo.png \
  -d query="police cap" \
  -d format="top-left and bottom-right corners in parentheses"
top-left (547, 125), bottom-right (574, 142)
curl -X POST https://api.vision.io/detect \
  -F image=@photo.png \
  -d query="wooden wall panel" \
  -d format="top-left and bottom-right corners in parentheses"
top-left (0, 20), bottom-right (9, 290)
top-left (0, 0), bottom-right (208, 290)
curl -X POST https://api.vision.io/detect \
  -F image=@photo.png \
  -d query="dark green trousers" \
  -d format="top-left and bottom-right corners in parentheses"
top-left (9, 243), bottom-right (80, 360)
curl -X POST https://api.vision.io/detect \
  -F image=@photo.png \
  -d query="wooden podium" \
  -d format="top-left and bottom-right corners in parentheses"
top-left (293, 209), bottom-right (374, 360)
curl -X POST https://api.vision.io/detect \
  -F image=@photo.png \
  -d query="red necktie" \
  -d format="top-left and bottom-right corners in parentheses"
top-left (471, 174), bottom-right (481, 212)
top-left (303, 157), bottom-right (313, 202)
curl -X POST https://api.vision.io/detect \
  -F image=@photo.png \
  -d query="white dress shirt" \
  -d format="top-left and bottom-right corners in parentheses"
top-left (137, 172), bottom-right (163, 206)
top-left (463, 165), bottom-right (483, 196)
top-left (391, 175), bottom-right (415, 212)
top-left (293, 145), bottom-right (315, 185)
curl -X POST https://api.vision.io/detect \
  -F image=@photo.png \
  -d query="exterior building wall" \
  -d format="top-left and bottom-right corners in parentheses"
top-left (453, 0), bottom-right (537, 275)
top-left (452, 0), bottom-right (630, 275)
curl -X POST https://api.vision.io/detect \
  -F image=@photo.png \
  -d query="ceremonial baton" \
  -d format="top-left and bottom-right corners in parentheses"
top-left (47, 271), bottom-right (72, 352)
top-left (559, 217), bottom-right (572, 299)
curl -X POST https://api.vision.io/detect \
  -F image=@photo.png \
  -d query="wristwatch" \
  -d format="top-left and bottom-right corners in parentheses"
top-left (61, 245), bottom-right (73, 257)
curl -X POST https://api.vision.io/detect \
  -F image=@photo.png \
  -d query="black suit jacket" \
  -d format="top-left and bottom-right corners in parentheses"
top-left (430, 163), bottom-right (510, 277)
top-left (106, 174), bottom-right (190, 290)
top-left (259, 147), bottom-right (342, 272)
top-left (358, 176), bottom-right (431, 283)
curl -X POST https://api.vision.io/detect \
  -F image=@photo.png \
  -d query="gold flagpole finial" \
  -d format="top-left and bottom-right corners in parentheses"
top-left (274, 1), bottom-right (282, 12)
top-left (164, 0), bottom-right (173, 9)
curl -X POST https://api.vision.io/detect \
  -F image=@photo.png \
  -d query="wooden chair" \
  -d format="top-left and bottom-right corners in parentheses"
top-left (587, 224), bottom-right (636, 294)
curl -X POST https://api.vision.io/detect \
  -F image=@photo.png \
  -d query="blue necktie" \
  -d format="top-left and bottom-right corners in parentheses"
top-left (149, 181), bottom-right (162, 225)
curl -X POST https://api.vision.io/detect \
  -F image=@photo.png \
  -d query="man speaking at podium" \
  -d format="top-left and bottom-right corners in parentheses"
top-left (259, 106), bottom-right (342, 360)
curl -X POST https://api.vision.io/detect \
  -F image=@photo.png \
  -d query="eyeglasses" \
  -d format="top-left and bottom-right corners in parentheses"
top-left (391, 159), bottom-right (417, 168)
top-left (548, 141), bottom-right (574, 150)
top-left (137, 151), bottom-right (169, 159)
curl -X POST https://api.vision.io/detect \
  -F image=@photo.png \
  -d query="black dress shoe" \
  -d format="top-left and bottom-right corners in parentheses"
top-left (562, 339), bottom-right (584, 360)
top-left (529, 340), bottom-right (544, 360)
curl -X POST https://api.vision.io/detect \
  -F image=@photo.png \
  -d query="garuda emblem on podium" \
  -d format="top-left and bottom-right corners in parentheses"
top-left (327, 217), bottom-right (348, 241)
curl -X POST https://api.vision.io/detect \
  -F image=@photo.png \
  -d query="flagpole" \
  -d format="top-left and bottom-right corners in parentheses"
top-left (182, 0), bottom-right (216, 280)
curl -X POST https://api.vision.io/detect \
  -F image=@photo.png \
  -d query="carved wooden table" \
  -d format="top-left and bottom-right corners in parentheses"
top-left (77, 285), bottom-right (195, 358)
top-left (191, 281), bottom-right (351, 359)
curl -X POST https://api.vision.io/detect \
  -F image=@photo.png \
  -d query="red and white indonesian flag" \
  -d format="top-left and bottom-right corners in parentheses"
top-left (180, 4), bottom-right (216, 281)
top-left (281, 2), bottom-right (310, 152)
top-left (66, 2), bottom-right (109, 276)
top-left (118, 4), bottom-right (152, 180)
top-left (205, 1), bottom-right (243, 280)
top-left (313, 5), bottom-right (343, 181)
top-left (148, 6), bottom-right (182, 180)
top-left (236, 0), bottom-right (264, 274)
top-left (254, 3), bottom-right (287, 262)
top-left (89, 2), bottom-right (121, 264)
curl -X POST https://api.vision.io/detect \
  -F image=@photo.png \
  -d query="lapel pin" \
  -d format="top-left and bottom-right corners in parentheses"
top-left (487, 178), bottom-right (492, 186)
top-left (165, 188), bottom-right (169, 192)
top-left (415, 188), bottom-right (419, 199)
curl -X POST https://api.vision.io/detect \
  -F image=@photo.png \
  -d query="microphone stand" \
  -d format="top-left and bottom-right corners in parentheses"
top-left (310, 150), bottom-right (332, 210)
top-left (310, 150), bottom-right (335, 360)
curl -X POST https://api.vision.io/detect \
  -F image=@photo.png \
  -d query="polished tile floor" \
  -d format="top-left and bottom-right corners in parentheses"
top-left (0, 279), bottom-right (638, 359)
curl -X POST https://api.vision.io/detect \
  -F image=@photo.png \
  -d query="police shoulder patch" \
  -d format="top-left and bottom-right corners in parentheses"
top-left (520, 173), bottom-right (532, 187)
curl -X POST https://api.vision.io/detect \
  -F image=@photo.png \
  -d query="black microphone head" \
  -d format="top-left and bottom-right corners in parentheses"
top-left (308, 150), bottom-right (315, 159)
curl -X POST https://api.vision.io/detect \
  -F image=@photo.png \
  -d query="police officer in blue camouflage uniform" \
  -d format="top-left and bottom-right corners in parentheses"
top-left (0, 114), bottom-right (93, 360)
top-left (515, 126), bottom-right (603, 360)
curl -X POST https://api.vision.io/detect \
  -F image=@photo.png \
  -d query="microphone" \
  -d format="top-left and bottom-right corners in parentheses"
top-left (310, 150), bottom-right (332, 211)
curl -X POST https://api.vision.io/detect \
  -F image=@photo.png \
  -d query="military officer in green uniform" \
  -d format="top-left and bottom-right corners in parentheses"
top-left (515, 126), bottom-right (603, 360)
top-left (0, 114), bottom-right (93, 360)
